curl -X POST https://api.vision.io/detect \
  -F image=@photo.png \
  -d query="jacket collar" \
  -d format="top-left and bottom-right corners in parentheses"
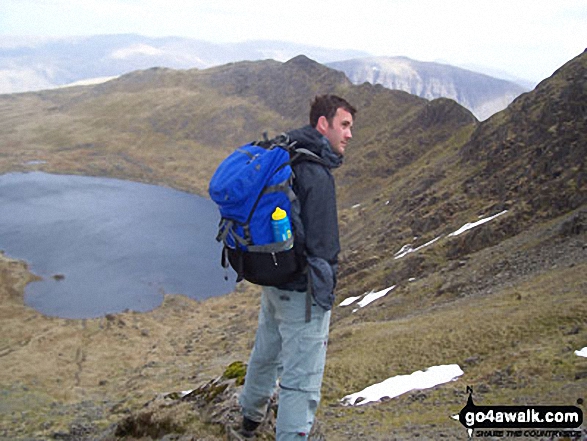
top-left (287, 125), bottom-right (343, 169)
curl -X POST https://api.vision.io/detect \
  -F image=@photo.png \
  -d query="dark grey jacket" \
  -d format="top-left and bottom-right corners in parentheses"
top-left (277, 125), bottom-right (343, 310)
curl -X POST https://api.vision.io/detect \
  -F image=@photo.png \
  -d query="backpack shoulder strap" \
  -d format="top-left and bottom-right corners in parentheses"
top-left (253, 132), bottom-right (327, 166)
top-left (290, 147), bottom-right (327, 167)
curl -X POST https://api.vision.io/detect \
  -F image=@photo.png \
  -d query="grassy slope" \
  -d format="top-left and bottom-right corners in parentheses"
top-left (322, 210), bottom-right (586, 439)
top-left (1, 214), bottom-right (584, 439)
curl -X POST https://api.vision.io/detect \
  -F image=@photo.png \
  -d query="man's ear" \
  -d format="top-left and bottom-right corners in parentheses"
top-left (316, 115), bottom-right (329, 135)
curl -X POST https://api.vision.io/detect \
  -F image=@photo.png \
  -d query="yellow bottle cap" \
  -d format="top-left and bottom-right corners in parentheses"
top-left (272, 207), bottom-right (287, 221)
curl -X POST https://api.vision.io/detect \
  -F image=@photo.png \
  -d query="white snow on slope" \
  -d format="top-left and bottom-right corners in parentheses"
top-left (448, 210), bottom-right (508, 237)
top-left (394, 235), bottom-right (443, 260)
top-left (339, 295), bottom-right (362, 307)
top-left (338, 285), bottom-right (395, 312)
top-left (356, 286), bottom-right (396, 308)
top-left (393, 210), bottom-right (509, 260)
top-left (348, 211), bottom-right (511, 308)
top-left (576, 347), bottom-right (587, 358)
top-left (341, 364), bottom-right (464, 406)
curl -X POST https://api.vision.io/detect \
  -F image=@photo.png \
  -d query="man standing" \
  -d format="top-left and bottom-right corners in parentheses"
top-left (237, 95), bottom-right (356, 440)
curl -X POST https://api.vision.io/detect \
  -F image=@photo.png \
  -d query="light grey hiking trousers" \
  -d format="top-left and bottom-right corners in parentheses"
top-left (239, 285), bottom-right (331, 440)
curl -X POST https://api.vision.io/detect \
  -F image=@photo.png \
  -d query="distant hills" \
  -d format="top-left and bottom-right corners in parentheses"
top-left (0, 34), bottom-right (368, 94)
top-left (327, 56), bottom-right (529, 120)
top-left (0, 34), bottom-right (530, 119)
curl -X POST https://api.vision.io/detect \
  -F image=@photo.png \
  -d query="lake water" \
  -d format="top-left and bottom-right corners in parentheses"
top-left (0, 172), bottom-right (236, 319)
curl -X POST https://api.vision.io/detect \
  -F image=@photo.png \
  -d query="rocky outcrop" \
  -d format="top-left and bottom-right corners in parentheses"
top-left (98, 361), bottom-right (325, 441)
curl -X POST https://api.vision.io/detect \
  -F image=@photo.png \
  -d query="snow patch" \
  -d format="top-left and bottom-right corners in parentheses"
top-left (341, 364), bottom-right (464, 406)
top-left (393, 211), bottom-right (508, 260)
top-left (575, 347), bottom-right (587, 358)
top-left (394, 235), bottom-right (442, 259)
top-left (339, 295), bottom-right (362, 307)
top-left (448, 210), bottom-right (508, 237)
top-left (355, 286), bottom-right (395, 309)
top-left (339, 286), bottom-right (395, 311)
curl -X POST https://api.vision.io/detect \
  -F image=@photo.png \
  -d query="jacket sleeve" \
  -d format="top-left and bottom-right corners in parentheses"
top-left (294, 162), bottom-right (340, 310)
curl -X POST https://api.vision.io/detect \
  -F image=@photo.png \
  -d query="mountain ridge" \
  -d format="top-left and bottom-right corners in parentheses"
top-left (1, 34), bottom-right (532, 120)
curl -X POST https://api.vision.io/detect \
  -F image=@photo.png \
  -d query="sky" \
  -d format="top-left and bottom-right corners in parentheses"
top-left (1, 0), bottom-right (586, 83)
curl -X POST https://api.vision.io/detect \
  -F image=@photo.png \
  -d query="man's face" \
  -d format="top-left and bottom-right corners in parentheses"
top-left (319, 108), bottom-right (354, 156)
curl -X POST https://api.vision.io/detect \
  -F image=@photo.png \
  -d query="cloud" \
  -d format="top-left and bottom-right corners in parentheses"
top-left (110, 44), bottom-right (164, 59)
top-left (1, 0), bottom-right (586, 82)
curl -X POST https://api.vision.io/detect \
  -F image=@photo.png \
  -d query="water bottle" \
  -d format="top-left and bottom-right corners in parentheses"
top-left (271, 207), bottom-right (293, 249)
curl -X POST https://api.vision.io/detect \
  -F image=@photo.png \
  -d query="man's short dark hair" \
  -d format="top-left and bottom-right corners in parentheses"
top-left (309, 94), bottom-right (357, 128)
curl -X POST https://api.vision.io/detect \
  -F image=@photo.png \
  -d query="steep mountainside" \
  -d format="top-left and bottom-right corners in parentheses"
top-left (0, 53), bottom-right (585, 440)
top-left (327, 56), bottom-right (529, 120)
top-left (335, 50), bottom-right (586, 296)
top-left (461, 52), bottom-right (586, 219)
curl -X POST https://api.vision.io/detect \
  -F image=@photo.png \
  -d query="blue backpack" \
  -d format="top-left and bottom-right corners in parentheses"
top-left (209, 134), bottom-right (319, 286)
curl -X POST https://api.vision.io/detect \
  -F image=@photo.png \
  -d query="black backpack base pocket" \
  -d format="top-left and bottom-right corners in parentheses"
top-left (227, 247), bottom-right (300, 287)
